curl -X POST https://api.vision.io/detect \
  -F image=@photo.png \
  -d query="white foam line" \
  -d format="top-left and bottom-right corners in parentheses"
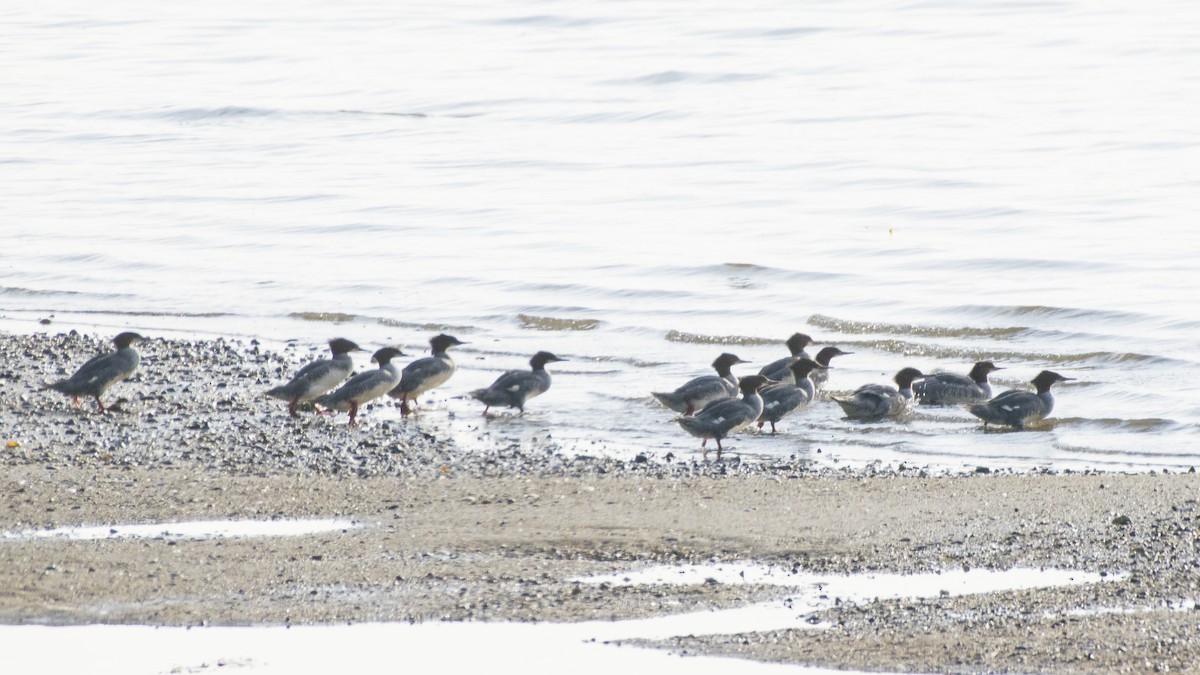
top-left (573, 564), bottom-right (1121, 640)
top-left (0, 518), bottom-right (359, 541)
top-left (0, 622), bottom-right (859, 675)
top-left (581, 563), bottom-right (1117, 601)
top-left (1064, 598), bottom-right (1198, 617)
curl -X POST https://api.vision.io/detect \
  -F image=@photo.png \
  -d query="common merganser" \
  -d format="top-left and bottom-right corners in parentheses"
top-left (832, 367), bottom-right (928, 420)
top-left (313, 346), bottom-right (406, 425)
top-left (969, 370), bottom-right (1073, 429)
top-left (811, 346), bottom-right (852, 390)
top-left (265, 338), bottom-right (364, 417)
top-left (43, 332), bottom-right (145, 413)
top-left (652, 352), bottom-right (747, 415)
top-left (758, 332), bottom-right (815, 383)
top-left (387, 334), bottom-right (466, 416)
top-left (470, 351), bottom-right (565, 415)
top-left (757, 357), bottom-right (825, 433)
top-left (914, 361), bottom-right (1002, 405)
top-left (676, 374), bottom-right (771, 460)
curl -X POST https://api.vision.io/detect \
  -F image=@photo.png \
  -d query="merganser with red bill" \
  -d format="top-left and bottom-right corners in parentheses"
top-left (676, 374), bottom-right (772, 460)
top-left (969, 370), bottom-right (1073, 429)
top-left (265, 338), bottom-right (364, 417)
top-left (314, 346), bottom-right (406, 425)
top-left (757, 357), bottom-right (825, 433)
top-left (43, 332), bottom-right (145, 413)
top-left (914, 360), bottom-right (1002, 405)
top-left (833, 367), bottom-right (928, 420)
top-left (470, 351), bottom-right (565, 415)
top-left (758, 332), bottom-right (815, 384)
top-left (652, 352), bottom-right (746, 415)
top-left (388, 334), bottom-right (466, 416)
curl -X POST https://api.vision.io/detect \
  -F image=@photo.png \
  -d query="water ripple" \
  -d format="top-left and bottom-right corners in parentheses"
top-left (665, 330), bottom-right (776, 346)
top-left (604, 71), bottom-right (773, 86)
top-left (837, 338), bottom-right (1175, 366)
top-left (809, 314), bottom-right (1026, 339)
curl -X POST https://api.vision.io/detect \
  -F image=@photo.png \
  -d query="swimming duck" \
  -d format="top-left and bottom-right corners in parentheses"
top-left (757, 357), bottom-right (825, 433)
top-left (811, 346), bottom-right (852, 390)
top-left (832, 367), bottom-right (928, 420)
top-left (969, 370), bottom-right (1073, 429)
top-left (265, 338), bottom-right (364, 417)
top-left (43, 332), bottom-right (145, 413)
top-left (652, 352), bottom-right (747, 415)
top-left (387, 334), bottom-right (466, 416)
top-left (914, 360), bottom-right (1002, 405)
top-left (313, 346), bottom-right (406, 425)
top-left (758, 333), bottom-right (815, 383)
top-left (676, 374), bottom-right (772, 459)
top-left (470, 351), bottom-right (566, 415)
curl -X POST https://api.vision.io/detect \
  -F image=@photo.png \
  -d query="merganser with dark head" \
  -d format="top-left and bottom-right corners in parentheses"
top-left (471, 351), bottom-right (565, 415)
top-left (387, 334), bottom-right (466, 416)
top-left (914, 361), bottom-right (1002, 405)
top-left (265, 338), bottom-right (364, 417)
top-left (313, 346), bottom-right (406, 425)
top-left (758, 333), bottom-right (815, 384)
top-left (833, 367), bottom-right (928, 420)
top-left (757, 357), bottom-right (825, 433)
top-left (810, 346), bottom-right (852, 390)
top-left (652, 352), bottom-right (747, 416)
top-left (43, 332), bottom-right (145, 413)
top-left (969, 370), bottom-right (1073, 429)
top-left (676, 374), bottom-right (772, 460)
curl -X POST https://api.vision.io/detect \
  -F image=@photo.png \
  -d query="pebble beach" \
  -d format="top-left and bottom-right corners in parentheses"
top-left (2, 330), bottom-right (1199, 672)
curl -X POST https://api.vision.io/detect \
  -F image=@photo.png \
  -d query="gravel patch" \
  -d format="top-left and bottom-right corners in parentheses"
top-left (2, 330), bottom-right (1200, 672)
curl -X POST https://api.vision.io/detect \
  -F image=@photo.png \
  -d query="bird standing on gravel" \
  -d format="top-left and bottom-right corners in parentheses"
top-left (652, 352), bottom-right (747, 416)
top-left (314, 346), bottom-right (406, 425)
top-left (833, 367), bottom-right (928, 420)
top-left (265, 338), bottom-right (365, 417)
top-left (43, 332), bottom-right (145, 413)
top-left (676, 374), bottom-right (772, 460)
top-left (470, 351), bottom-right (565, 415)
top-left (388, 334), bottom-right (466, 416)
top-left (969, 370), bottom-right (1073, 429)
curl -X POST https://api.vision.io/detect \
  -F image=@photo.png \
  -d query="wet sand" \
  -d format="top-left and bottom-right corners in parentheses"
top-left (2, 331), bottom-right (1199, 672)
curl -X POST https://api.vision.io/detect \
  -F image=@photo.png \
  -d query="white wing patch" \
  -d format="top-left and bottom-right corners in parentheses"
top-left (507, 384), bottom-right (521, 392)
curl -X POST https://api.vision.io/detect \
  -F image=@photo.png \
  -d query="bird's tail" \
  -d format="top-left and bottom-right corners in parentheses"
top-left (652, 391), bottom-right (685, 412)
top-left (967, 403), bottom-right (992, 420)
top-left (674, 416), bottom-right (706, 435)
top-left (831, 396), bottom-right (857, 415)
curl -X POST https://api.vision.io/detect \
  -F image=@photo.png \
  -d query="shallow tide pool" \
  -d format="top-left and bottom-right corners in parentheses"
top-left (0, 563), bottom-right (1119, 674)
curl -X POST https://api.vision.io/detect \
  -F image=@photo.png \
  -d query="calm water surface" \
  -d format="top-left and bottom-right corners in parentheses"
top-left (3, 0), bottom-right (1199, 471)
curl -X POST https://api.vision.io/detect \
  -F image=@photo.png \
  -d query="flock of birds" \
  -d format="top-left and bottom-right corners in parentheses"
top-left (41, 331), bottom-right (1072, 460)
top-left (40, 331), bottom-right (566, 424)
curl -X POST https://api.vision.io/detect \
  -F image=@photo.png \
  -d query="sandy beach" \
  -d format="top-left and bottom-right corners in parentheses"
top-left (2, 331), bottom-right (1199, 672)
